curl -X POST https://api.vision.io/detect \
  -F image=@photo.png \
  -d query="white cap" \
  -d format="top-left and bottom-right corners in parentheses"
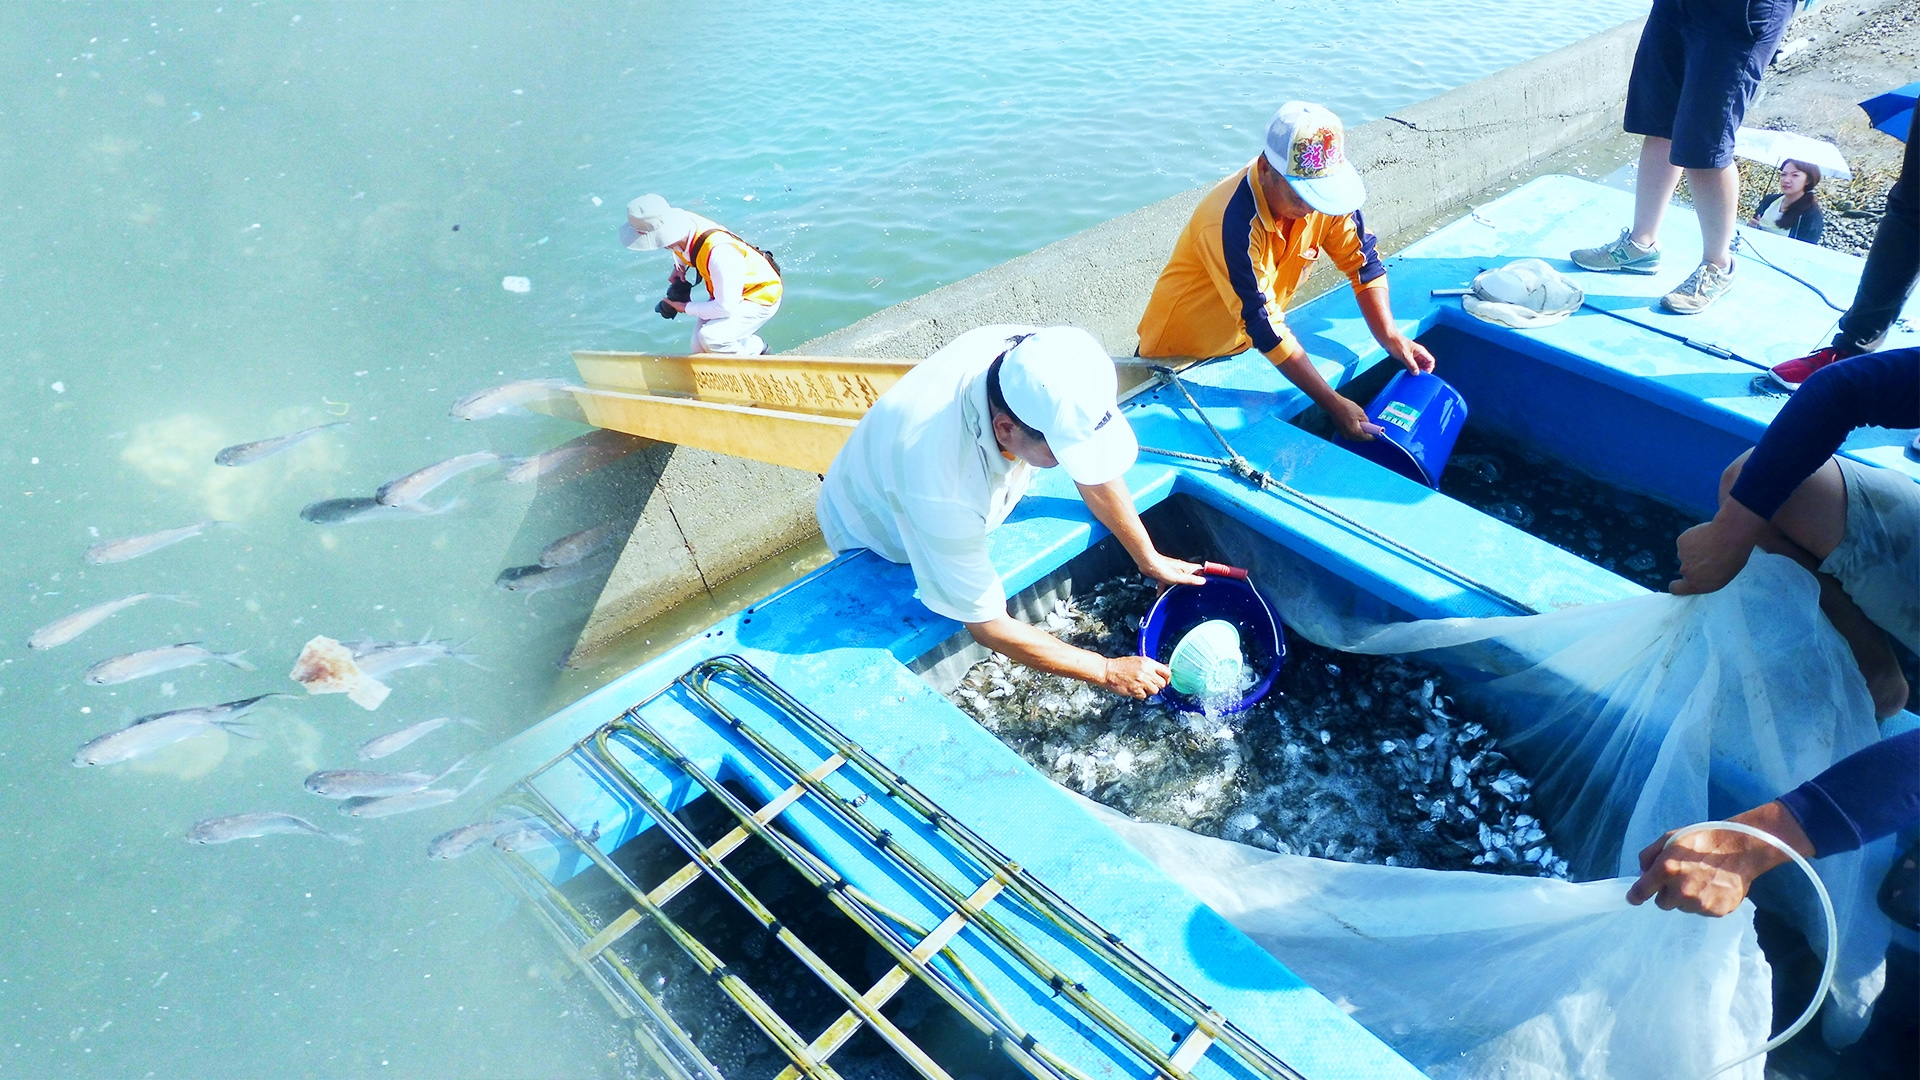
top-left (620, 194), bottom-right (693, 251)
top-left (1262, 102), bottom-right (1366, 216)
top-left (998, 327), bottom-right (1137, 486)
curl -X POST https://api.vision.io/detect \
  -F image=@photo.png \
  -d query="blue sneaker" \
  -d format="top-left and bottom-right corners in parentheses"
top-left (1571, 229), bottom-right (1662, 274)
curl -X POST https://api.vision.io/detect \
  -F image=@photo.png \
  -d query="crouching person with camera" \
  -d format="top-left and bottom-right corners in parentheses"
top-left (621, 194), bottom-right (783, 356)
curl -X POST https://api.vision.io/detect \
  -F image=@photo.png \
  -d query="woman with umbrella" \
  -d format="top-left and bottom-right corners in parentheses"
top-left (1747, 159), bottom-right (1825, 244)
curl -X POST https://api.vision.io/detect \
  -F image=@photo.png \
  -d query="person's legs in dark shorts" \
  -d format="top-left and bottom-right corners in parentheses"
top-left (1573, 0), bottom-right (1797, 315)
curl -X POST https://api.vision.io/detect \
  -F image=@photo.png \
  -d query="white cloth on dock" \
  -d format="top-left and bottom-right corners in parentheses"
top-left (1462, 258), bottom-right (1584, 329)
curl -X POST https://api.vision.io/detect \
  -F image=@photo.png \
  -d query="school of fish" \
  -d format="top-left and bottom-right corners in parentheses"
top-left (30, 380), bottom-right (634, 852)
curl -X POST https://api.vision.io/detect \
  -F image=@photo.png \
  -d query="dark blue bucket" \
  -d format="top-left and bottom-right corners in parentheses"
top-left (1337, 370), bottom-right (1469, 489)
top-left (1136, 565), bottom-right (1284, 715)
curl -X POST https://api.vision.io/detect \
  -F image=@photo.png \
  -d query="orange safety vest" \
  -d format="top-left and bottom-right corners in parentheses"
top-left (688, 229), bottom-right (783, 307)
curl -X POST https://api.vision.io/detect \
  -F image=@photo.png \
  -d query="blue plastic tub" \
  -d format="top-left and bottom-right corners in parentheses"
top-left (1136, 566), bottom-right (1284, 715)
top-left (1338, 370), bottom-right (1469, 488)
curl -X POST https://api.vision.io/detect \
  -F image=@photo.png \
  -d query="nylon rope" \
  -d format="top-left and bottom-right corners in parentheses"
top-left (1136, 364), bottom-right (1541, 615)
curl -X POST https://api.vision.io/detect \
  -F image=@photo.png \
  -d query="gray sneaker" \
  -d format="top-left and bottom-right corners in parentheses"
top-left (1571, 229), bottom-right (1662, 274)
top-left (1661, 260), bottom-right (1735, 314)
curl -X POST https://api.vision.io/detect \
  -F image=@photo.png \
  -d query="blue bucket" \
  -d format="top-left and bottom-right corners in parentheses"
top-left (1337, 371), bottom-right (1469, 488)
top-left (1136, 565), bottom-right (1284, 715)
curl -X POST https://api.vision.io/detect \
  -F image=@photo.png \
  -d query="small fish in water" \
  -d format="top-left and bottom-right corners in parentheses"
top-left (494, 818), bottom-right (600, 854)
top-left (304, 755), bottom-right (469, 800)
top-left (501, 430), bottom-right (646, 485)
top-left (448, 378), bottom-right (569, 421)
top-left (342, 636), bottom-right (483, 679)
top-left (213, 422), bottom-right (348, 467)
top-left (375, 451), bottom-right (502, 507)
top-left (85, 522), bottom-right (218, 565)
top-left (74, 709), bottom-right (262, 767)
top-left (340, 767), bottom-right (490, 819)
top-left (132, 692), bottom-right (289, 727)
top-left (357, 716), bottom-right (477, 760)
top-left (299, 496), bottom-right (461, 525)
top-left (83, 643), bottom-right (254, 685)
top-left (187, 812), bottom-right (360, 845)
top-left (495, 552), bottom-right (616, 595)
top-left (28, 593), bottom-right (193, 650)
top-left (538, 522), bottom-right (621, 568)
top-left (427, 819), bottom-right (513, 860)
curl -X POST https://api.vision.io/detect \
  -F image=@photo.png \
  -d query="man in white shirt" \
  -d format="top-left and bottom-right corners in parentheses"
top-left (622, 194), bottom-right (783, 356)
top-left (818, 325), bottom-right (1206, 697)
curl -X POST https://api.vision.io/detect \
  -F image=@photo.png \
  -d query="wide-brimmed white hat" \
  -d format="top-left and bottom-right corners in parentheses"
top-left (620, 194), bottom-right (693, 251)
top-left (998, 327), bottom-right (1137, 486)
top-left (1462, 259), bottom-right (1585, 329)
top-left (1263, 102), bottom-right (1366, 216)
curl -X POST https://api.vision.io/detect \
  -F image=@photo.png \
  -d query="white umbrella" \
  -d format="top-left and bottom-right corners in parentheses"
top-left (1733, 127), bottom-right (1853, 180)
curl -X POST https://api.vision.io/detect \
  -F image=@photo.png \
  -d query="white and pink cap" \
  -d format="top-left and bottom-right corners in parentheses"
top-left (1262, 102), bottom-right (1367, 216)
top-left (999, 327), bottom-right (1138, 486)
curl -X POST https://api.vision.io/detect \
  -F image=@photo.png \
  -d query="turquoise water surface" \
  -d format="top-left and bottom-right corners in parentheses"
top-left (0, 3), bottom-right (1647, 1077)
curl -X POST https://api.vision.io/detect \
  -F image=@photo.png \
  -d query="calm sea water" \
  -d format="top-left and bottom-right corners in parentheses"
top-left (0, 2), bottom-right (1647, 1076)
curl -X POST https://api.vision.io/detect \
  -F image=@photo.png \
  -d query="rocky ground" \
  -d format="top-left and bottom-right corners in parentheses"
top-left (946, 577), bottom-right (1571, 878)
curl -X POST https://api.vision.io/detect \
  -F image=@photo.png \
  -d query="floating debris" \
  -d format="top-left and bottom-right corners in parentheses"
top-left (945, 577), bottom-right (1569, 878)
top-left (289, 636), bottom-right (390, 710)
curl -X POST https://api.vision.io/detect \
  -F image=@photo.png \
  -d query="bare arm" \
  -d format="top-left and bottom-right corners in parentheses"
top-left (1076, 478), bottom-right (1205, 589)
top-left (1355, 280), bottom-right (1435, 376)
top-left (965, 616), bottom-right (1170, 697)
top-left (1262, 339), bottom-right (1381, 441)
top-left (960, 477), bottom-right (1204, 698)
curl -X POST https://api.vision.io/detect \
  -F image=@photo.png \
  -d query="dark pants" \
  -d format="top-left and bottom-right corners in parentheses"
top-left (1624, 0), bottom-right (1797, 169)
top-left (1836, 107), bottom-right (1920, 352)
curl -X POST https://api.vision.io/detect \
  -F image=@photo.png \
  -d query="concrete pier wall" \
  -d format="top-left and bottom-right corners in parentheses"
top-left (573, 16), bottom-right (1647, 660)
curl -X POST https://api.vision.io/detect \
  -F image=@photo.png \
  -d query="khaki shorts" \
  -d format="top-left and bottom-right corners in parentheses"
top-left (1822, 457), bottom-right (1920, 653)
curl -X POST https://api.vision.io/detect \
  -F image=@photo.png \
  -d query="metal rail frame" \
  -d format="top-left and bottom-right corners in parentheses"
top-left (492, 655), bottom-right (1307, 1080)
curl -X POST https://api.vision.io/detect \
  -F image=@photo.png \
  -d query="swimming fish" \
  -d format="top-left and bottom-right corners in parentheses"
top-left (426, 819), bottom-right (512, 860)
top-left (342, 636), bottom-right (482, 679)
top-left (495, 551), bottom-right (616, 594)
top-left (74, 711), bottom-right (260, 767)
top-left (83, 643), bottom-right (254, 685)
top-left (299, 496), bottom-right (460, 525)
top-left (448, 379), bottom-right (569, 421)
top-left (538, 522), bottom-right (620, 568)
top-left (132, 693), bottom-right (289, 727)
top-left (494, 818), bottom-right (600, 854)
top-left (375, 452), bottom-right (502, 507)
top-left (213, 422), bottom-right (348, 467)
top-left (187, 812), bottom-right (359, 845)
top-left (356, 716), bottom-right (477, 760)
top-left (27, 593), bottom-right (193, 650)
top-left (85, 522), bottom-right (217, 565)
top-left (340, 767), bottom-right (490, 819)
top-left (500, 430), bottom-right (645, 485)
top-left (304, 755), bottom-right (469, 799)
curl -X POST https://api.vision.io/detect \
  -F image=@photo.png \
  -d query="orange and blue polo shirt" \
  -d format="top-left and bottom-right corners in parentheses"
top-left (1137, 158), bottom-right (1387, 361)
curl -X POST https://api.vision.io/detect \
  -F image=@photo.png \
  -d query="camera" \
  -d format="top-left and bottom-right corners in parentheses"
top-left (656, 275), bottom-right (694, 320)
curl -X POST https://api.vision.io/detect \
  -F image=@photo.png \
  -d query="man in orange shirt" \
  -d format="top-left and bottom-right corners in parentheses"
top-left (1137, 102), bottom-right (1433, 441)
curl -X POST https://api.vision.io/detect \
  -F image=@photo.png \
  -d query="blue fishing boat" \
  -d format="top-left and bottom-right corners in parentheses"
top-left (485, 175), bottom-right (1919, 1078)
